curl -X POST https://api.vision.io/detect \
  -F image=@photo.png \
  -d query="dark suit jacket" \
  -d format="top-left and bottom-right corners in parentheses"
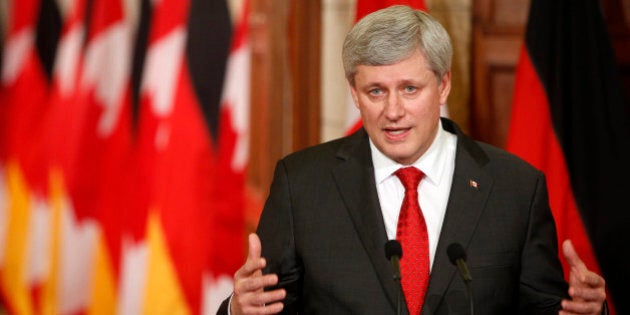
top-left (219, 118), bottom-right (568, 314)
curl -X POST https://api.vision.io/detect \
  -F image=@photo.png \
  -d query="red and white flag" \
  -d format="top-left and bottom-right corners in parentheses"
top-left (0, 0), bottom-right (249, 313)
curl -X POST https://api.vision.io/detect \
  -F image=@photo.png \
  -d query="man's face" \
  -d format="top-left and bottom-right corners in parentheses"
top-left (350, 49), bottom-right (451, 165)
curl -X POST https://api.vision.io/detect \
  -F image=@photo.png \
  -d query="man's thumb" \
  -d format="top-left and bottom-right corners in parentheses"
top-left (248, 233), bottom-right (262, 261)
top-left (562, 239), bottom-right (585, 269)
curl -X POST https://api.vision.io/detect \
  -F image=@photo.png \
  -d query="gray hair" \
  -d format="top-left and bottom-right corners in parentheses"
top-left (342, 5), bottom-right (453, 86)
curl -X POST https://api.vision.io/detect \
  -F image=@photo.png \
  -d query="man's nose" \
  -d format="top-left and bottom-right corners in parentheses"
top-left (383, 94), bottom-right (404, 120)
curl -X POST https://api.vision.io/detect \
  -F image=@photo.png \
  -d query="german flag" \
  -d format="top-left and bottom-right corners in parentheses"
top-left (507, 0), bottom-right (630, 313)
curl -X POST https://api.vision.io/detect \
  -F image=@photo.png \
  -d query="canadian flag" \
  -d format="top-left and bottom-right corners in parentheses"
top-left (0, 0), bottom-right (249, 314)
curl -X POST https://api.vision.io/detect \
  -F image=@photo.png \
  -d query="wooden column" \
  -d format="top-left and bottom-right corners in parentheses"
top-left (247, 0), bottom-right (321, 226)
top-left (289, 0), bottom-right (322, 152)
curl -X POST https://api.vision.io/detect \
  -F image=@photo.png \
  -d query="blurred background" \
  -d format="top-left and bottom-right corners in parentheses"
top-left (1, 0), bottom-right (629, 314)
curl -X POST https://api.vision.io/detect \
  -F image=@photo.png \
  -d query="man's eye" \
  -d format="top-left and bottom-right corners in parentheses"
top-left (369, 88), bottom-right (383, 96)
top-left (404, 86), bottom-right (417, 93)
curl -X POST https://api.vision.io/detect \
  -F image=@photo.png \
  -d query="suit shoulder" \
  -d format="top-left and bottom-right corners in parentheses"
top-left (280, 136), bottom-right (349, 169)
top-left (475, 140), bottom-right (543, 178)
top-left (444, 118), bottom-right (542, 179)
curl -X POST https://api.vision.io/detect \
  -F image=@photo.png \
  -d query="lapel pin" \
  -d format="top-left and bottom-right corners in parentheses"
top-left (469, 180), bottom-right (479, 189)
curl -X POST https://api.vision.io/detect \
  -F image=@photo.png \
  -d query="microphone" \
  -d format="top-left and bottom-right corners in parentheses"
top-left (385, 240), bottom-right (403, 315)
top-left (447, 243), bottom-right (474, 315)
top-left (385, 240), bottom-right (402, 281)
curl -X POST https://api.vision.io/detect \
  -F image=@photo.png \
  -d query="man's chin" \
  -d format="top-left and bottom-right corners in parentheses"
top-left (385, 151), bottom-right (416, 165)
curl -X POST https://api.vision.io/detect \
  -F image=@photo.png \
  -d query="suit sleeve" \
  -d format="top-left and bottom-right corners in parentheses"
top-left (256, 160), bottom-right (303, 314)
top-left (215, 297), bottom-right (230, 315)
top-left (518, 172), bottom-right (569, 313)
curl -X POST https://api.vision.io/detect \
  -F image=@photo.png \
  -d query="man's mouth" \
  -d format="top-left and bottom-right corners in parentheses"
top-left (383, 127), bottom-right (411, 139)
top-left (387, 129), bottom-right (407, 135)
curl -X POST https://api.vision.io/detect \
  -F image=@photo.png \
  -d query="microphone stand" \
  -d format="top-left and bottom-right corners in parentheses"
top-left (393, 269), bottom-right (402, 315)
top-left (464, 278), bottom-right (474, 315)
top-left (385, 240), bottom-right (404, 315)
top-left (449, 243), bottom-right (474, 315)
top-left (456, 258), bottom-right (474, 315)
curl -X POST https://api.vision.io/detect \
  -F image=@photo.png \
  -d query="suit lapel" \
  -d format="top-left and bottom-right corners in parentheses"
top-left (424, 119), bottom-right (493, 312)
top-left (331, 129), bottom-right (401, 311)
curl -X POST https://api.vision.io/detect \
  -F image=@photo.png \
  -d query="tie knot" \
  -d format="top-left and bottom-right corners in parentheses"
top-left (395, 167), bottom-right (424, 191)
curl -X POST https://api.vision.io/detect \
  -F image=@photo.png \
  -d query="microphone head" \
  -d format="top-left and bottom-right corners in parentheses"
top-left (447, 243), bottom-right (467, 265)
top-left (385, 240), bottom-right (403, 260)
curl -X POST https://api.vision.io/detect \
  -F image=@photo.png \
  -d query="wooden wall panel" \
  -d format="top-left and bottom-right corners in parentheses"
top-left (471, 0), bottom-right (527, 147)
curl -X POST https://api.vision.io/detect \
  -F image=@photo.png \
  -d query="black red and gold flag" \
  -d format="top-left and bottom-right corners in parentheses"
top-left (507, 0), bottom-right (630, 313)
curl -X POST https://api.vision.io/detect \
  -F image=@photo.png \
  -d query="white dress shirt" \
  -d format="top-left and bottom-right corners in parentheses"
top-left (370, 120), bottom-right (457, 270)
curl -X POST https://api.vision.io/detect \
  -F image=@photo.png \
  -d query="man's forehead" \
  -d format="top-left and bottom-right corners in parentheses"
top-left (353, 62), bottom-right (435, 86)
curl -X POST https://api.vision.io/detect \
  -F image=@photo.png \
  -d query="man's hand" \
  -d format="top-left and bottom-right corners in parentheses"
top-left (559, 239), bottom-right (606, 315)
top-left (231, 233), bottom-right (286, 315)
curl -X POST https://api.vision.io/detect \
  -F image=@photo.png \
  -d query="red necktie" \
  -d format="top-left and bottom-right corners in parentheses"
top-left (395, 167), bottom-right (429, 314)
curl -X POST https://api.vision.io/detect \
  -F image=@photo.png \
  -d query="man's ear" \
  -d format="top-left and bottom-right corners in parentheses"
top-left (438, 70), bottom-right (452, 105)
top-left (349, 83), bottom-right (360, 109)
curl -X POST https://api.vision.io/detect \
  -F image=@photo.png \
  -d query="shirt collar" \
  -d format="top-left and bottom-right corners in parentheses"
top-left (371, 120), bottom-right (453, 186)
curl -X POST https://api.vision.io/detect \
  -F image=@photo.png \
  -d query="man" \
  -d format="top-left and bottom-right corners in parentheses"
top-left (219, 5), bottom-right (606, 314)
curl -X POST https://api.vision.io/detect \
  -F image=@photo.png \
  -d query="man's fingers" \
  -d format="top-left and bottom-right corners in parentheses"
top-left (249, 288), bottom-right (287, 306)
top-left (235, 274), bottom-right (279, 294)
top-left (235, 256), bottom-right (265, 279)
top-left (569, 285), bottom-right (607, 302)
top-left (248, 233), bottom-right (263, 261)
top-left (575, 270), bottom-right (606, 288)
top-left (561, 299), bottom-right (602, 315)
top-left (233, 289), bottom-right (286, 315)
top-left (562, 239), bottom-right (586, 271)
top-left (240, 301), bottom-right (284, 315)
top-left (235, 234), bottom-right (266, 278)
top-left (244, 302), bottom-right (284, 315)
top-left (234, 288), bottom-right (286, 305)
